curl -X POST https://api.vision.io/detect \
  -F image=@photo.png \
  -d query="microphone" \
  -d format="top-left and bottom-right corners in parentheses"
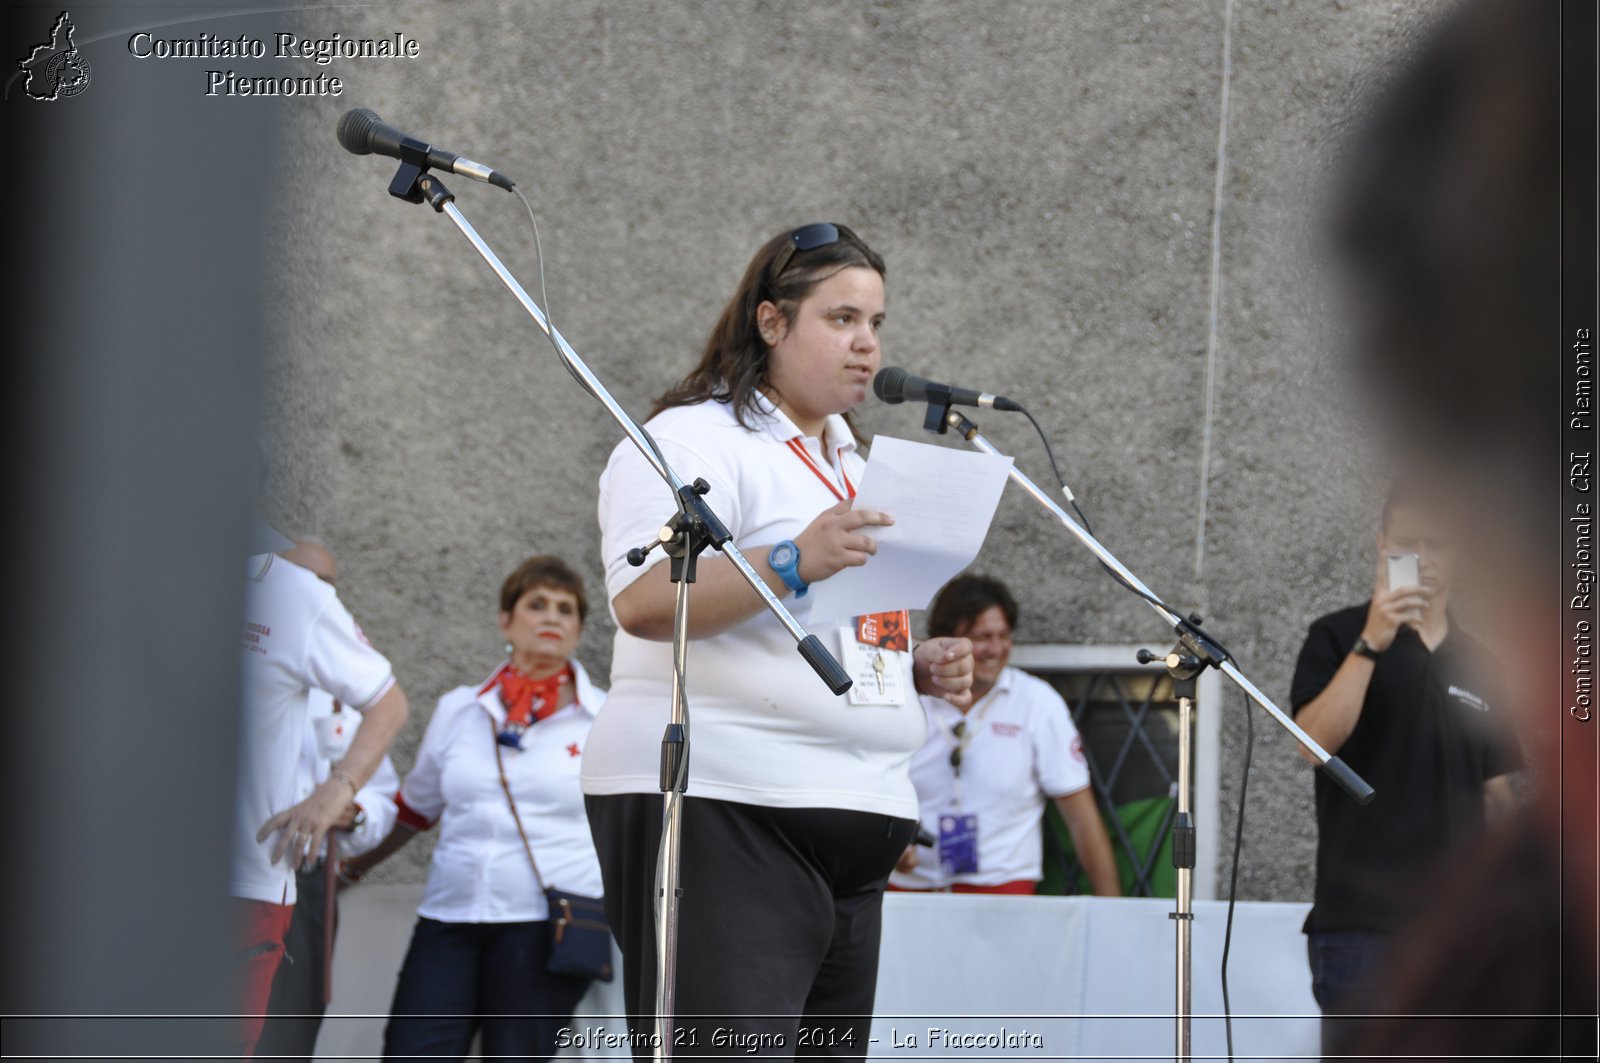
top-left (336, 108), bottom-right (516, 192)
top-left (873, 367), bottom-right (1022, 412)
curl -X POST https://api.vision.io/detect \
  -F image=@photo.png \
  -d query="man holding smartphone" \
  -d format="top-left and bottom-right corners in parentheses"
top-left (1289, 478), bottom-right (1520, 1056)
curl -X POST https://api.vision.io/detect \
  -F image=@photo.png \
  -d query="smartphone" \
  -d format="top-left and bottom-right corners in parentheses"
top-left (1387, 552), bottom-right (1421, 590)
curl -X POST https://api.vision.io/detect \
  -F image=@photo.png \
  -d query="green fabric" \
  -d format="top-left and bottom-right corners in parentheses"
top-left (1039, 794), bottom-right (1176, 897)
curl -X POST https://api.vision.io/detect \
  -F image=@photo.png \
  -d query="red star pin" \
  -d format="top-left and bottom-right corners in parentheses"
top-left (566, 742), bottom-right (581, 758)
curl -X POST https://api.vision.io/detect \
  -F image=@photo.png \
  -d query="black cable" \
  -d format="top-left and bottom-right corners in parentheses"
top-left (511, 186), bottom-right (591, 395)
top-left (1016, 403), bottom-right (1094, 536)
top-left (1013, 400), bottom-right (1253, 1057)
top-left (1010, 404), bottom-right (1235, 658)
top-left (511, 186), bottom-right (676, 482)
top-left (1221, 690), bottom-right (1254, 1063)
top-left (509, 192), bottom-right (701, 768)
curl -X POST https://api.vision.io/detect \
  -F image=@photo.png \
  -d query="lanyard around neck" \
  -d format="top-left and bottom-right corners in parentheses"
top-left (785, 437), bottom-right (856, 502)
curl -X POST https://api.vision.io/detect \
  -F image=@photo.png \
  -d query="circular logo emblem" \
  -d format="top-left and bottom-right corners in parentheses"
top-left (46, 50), bottom-right (91, 98)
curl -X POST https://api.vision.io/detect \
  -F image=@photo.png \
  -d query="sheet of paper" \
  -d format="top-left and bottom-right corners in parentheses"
top-left (805, 436), bottom-right (1014, 623)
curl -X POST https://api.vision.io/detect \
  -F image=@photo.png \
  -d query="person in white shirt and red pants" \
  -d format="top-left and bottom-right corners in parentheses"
top-left (891, 575), bottom-right (1121, 897)
top-left (236, 540), bottom-right (409, 1059)
top-left (258, 538), bottom-right (404, 1062)
top-left (345, 555), bottom-right (607, 1063)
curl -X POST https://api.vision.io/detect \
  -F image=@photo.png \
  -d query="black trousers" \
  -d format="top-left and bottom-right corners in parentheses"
top-left (257, 863), bottom-right (333, 1062)
top-left (585, 793), bottom-right (915, 1062)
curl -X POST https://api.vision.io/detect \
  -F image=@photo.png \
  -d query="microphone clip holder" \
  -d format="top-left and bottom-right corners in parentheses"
top-left (919, 390), bottom-right (956, 435)
top-left (386, 138), bottom-right (445, 206)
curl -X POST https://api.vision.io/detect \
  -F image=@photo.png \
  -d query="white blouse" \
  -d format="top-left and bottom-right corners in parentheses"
top-left (397, 660), bottom-right (606, 923)
top-left (585, 396), bottom-right (926, 819)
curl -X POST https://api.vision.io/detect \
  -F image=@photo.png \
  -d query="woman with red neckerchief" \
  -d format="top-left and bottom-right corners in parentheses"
top-left (345, 555), bottom-right (607, 1063)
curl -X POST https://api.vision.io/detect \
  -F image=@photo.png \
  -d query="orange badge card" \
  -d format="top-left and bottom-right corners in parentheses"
top-left (855, 610), bottom-right (910, 651)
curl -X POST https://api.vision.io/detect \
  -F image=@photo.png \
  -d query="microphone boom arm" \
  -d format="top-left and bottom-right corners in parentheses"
top-left (933, 403), bottom-right (1374, 805)
top-left (401, 170), bottom-right (845, 682)
top-left (381, 165), bottom-right (851, 1060)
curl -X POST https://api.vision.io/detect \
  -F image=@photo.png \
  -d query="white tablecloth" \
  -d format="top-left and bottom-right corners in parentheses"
top-left (868, 894), bottom-right (1317, 1060)
top-left (315, 888), bottom-right (1318, 1060)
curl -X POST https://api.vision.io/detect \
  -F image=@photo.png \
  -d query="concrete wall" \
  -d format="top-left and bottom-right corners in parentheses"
top-left (263, 0), bottom-right (1450, 899)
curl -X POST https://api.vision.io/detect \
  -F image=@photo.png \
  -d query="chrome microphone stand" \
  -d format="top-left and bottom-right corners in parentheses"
top-left (920, 402), bottom-right (1373, 1063)
top-left (374, 158), bottom-right (852, 1060)
top-left (1135, 647), bottom-right (1203, 1063)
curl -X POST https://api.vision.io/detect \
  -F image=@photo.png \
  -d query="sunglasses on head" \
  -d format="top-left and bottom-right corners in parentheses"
top-left (768, 222), bottom-right (841, 282)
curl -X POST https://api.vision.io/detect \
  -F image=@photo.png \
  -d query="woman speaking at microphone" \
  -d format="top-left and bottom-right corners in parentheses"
top-left (586, 223), bottom-right (975, 1059)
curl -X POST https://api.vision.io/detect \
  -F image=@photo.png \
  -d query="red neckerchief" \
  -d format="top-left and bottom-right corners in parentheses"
top-left (785, 437), bottom-right (856, 501)
top-left (483, 662), bottom-right (573, 729)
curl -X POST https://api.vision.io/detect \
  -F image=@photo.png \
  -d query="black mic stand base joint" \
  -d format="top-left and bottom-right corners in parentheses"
top-left (626, 478), bottom-right (727, 586)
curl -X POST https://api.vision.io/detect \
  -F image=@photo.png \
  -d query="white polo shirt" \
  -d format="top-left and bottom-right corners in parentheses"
top-left (236, 554), bottom-right (396, 905)
top-left (287, 690), bottom-right (402, 861)
top-left (397, 660), bottom-right (606, 923)
top-left (584, 396), bottom-right (926, 819)
top-left (891, 666), bottom-right (1090, 889)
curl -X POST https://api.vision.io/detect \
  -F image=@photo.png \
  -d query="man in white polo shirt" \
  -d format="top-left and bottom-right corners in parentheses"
top-left (257, 538), bottom-right (403, 1063)
top-left (892, 575), bottom-right (1120, 896)
top-left (236, 530), bottom-right (408, 1058)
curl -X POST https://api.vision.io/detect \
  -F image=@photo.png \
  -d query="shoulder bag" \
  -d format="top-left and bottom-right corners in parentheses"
top-left (493, 736), bottom-right (614, 982)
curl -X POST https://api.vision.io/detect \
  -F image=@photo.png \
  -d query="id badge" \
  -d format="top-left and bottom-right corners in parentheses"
top-left (938, 813), bottom-right (980, 875)
top-left (842, 611), bottom-right (910, 707)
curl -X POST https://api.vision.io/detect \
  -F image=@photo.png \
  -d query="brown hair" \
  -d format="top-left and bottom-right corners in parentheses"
top-left (927, 574), bottom-right (1019, 638)
top-left (651, 223), bottom-right (887, 430)
top-left (1379, 471), bottom-right (1461, 532)
top-left (499, 555), bottom-right (588, 624)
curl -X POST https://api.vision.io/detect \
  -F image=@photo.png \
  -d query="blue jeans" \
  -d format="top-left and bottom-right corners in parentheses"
top-left (1306, 928), bottom-right (1388, 1057)
top-left (383, 917), bottom-right (592, 1062)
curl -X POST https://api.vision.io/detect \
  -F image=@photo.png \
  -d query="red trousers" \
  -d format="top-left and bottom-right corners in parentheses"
top-left (889, 879), bottom-right (1038, 894)
top-left (233, 897), bottom-right (295, 1058)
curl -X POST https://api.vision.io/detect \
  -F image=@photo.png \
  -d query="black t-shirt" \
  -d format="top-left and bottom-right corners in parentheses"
top-left (1289, 603), bottom-right (1520, 934)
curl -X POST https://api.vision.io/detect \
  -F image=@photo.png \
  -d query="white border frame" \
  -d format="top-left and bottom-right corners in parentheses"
top-left (1009, 643), bottom-right (1223, 900)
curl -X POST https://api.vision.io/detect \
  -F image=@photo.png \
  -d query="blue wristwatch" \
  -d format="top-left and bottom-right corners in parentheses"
top-left (769, 539), bottom-right (808, 598)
